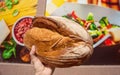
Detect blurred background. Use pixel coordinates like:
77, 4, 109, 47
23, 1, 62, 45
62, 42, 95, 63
46, 0, 120, 65
46, 0, 120, 16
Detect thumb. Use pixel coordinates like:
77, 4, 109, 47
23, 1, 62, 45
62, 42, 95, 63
30, 45, 44, 69
30, 45, 36, 56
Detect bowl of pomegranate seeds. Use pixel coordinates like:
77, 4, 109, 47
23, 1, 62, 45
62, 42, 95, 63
12, 16, 34, 46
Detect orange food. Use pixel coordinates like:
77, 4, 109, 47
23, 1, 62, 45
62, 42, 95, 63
20, 47, 30, 63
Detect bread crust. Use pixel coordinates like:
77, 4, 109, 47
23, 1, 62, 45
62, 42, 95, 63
23, 16, 93, 67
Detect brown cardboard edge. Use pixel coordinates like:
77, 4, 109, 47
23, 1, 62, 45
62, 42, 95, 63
36, 0, 46, 16
0, 63, 34, 75
54, 65, 120, 75
1, 63, 120, 75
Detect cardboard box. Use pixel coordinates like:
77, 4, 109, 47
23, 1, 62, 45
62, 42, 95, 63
1, 63, 120, 75
1, 0, 120, 75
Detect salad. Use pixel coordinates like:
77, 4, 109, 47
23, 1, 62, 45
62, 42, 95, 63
62, 11, 120, 47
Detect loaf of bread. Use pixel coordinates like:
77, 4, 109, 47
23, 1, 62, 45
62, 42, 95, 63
23, 16, 93, 67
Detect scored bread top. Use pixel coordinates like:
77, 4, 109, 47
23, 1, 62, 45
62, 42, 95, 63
23, 16, 93, 67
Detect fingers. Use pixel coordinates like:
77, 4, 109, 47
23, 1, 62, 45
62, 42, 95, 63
30, 45, 36, 55
30, 45, 38, 64
30, 45, 55, 75
43, 66, 55, 75
30, 45, 42, 64
30, 45, 44, 72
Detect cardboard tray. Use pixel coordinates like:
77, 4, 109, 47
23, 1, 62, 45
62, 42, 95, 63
1, 63, 120, 75
1, 0, 120, 75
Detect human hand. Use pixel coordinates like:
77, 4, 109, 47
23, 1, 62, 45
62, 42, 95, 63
30, 45, 55, 75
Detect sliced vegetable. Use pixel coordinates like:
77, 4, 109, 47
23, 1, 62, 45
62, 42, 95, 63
71, 11, 78, 19
5, 0, 13, 9
104, 38, 113, 46
89, 23, 97, 30
102, 17, 109, 25
99, 19, 106, 27
79, 20, 84, 26
93, 34, 104, 43
4, 0, 19, 10
86, 12, 94, 21
88, 30, 102, 39
88, 30, 98, 37
96, 30, 102, 35
99, 17, 110, 28
112, 24, 120, 28
102, 30, 108, 35
106, 24, 112, 29
0, 7, 6, 11
12, 9, 19, 16
13, 0, 19, 5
